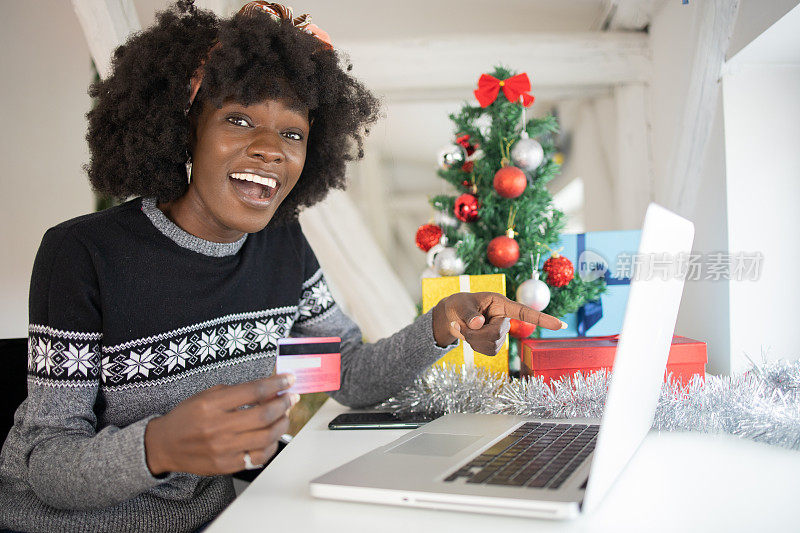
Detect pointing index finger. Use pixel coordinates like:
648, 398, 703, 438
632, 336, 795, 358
503, 299, 566, 331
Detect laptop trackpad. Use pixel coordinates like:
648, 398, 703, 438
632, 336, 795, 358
387, 433, 481, 457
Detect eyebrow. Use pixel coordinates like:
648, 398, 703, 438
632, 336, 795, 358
222, 100, 310, 124
281, 98, 311, 119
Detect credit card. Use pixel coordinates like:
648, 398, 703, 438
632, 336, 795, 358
276, 337, 341, 394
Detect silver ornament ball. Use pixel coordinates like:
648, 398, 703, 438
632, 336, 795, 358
434, 247, 466, 276
511, 137, 544, 171
436, 144, 467, 170
421, 267, 439, 279
433, 210, 460, 229
516, 277, 551, 311
426, 244, 445, 269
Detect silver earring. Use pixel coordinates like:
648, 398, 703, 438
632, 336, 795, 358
185, 159, 193, 185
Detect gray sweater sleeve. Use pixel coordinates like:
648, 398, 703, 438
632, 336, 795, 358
290, 279, 457, 408
288, 228, 457, 407
4, 227, 174, 510
16, 389, 169, 510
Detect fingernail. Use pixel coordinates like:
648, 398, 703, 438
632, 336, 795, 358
283, 374, 296, 387
560, 320, 568, 329
290, 393, 300, 406
450, 321, 460, 332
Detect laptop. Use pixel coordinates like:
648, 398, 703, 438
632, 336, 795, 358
310, 203, 694, 519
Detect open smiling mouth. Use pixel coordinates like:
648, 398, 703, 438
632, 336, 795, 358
229, 172, 280, 203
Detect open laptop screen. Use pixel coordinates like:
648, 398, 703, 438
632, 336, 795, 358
583, 203, 694, 512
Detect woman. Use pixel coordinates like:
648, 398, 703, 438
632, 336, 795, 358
0, 2, 564, 531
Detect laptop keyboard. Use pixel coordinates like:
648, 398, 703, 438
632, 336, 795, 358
443, 422, 598, 489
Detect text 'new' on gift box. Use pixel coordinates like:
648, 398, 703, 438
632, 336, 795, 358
539, 229, 641, 339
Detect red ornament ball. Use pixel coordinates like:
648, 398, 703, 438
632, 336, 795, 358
493, 166, 527, 199
455, 134, 477, 173
455, 134, 477, 156
454, 193, 480, 222
543, 255, 574, 287
509, 318, 536, 339
415, 224, 443, 252
487, 236, 519, 268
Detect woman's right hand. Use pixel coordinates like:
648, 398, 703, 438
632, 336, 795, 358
144, 373, 299, 476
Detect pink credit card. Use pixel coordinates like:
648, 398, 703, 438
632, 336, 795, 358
276, 337, 341, 394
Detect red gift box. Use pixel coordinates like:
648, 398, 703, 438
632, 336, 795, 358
520, 334, 707, 385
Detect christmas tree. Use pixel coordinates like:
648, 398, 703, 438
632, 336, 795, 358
416, 65, 606, 362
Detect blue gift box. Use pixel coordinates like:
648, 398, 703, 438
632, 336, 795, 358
539, 230, 641, 338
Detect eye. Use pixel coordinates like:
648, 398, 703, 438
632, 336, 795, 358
226, 114, 252, 127
283, 130, 304, 141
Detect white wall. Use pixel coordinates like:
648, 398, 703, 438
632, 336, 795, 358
723, 12, 800, 370
0, 1, 95, 338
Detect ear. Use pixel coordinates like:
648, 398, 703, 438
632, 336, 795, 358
186, 97, 203, 158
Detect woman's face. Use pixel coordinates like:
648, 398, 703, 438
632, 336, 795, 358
169, 96, 309, 242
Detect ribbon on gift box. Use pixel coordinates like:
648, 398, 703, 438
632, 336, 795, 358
458, 275, 475, 368
574, 233, 632, 336
577, 300, 603, 337
422, 273, 508, 375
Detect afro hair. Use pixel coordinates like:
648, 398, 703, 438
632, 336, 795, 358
85, 0, 380, 225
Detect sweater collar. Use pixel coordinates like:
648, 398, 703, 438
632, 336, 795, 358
140, 197, 247, 257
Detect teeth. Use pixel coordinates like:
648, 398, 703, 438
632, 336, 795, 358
230, 173, 277, 188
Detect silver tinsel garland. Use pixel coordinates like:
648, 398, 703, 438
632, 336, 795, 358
377, 359, 800, 450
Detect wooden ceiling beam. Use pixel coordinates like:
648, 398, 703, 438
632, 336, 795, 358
71, 0, 140, 79
608, 0, 665, 30
593, 0, 666, 31
667, 0, 740, 214
339, 32, 651, 92
376, 85, 613, 104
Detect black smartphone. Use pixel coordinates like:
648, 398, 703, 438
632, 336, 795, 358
328, 411, 440, 430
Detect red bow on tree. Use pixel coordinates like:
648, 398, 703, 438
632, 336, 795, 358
473, 73, 535, 108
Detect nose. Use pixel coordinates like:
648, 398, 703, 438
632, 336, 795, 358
246, 128, 284, 164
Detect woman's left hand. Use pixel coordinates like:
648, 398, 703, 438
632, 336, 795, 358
431, 292, 566, 354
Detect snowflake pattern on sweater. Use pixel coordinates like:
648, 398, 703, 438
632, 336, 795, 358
27, 268, 336, 389
2, 197, 454, 533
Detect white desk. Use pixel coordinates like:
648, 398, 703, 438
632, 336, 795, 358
209, 399, 800, 532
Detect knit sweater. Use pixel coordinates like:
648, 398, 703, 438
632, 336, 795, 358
0, 197, 455, 533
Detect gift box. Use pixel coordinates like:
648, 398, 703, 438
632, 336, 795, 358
422, 274, 508, 375
520, 334, 707, 385
540, 230, 641, 338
